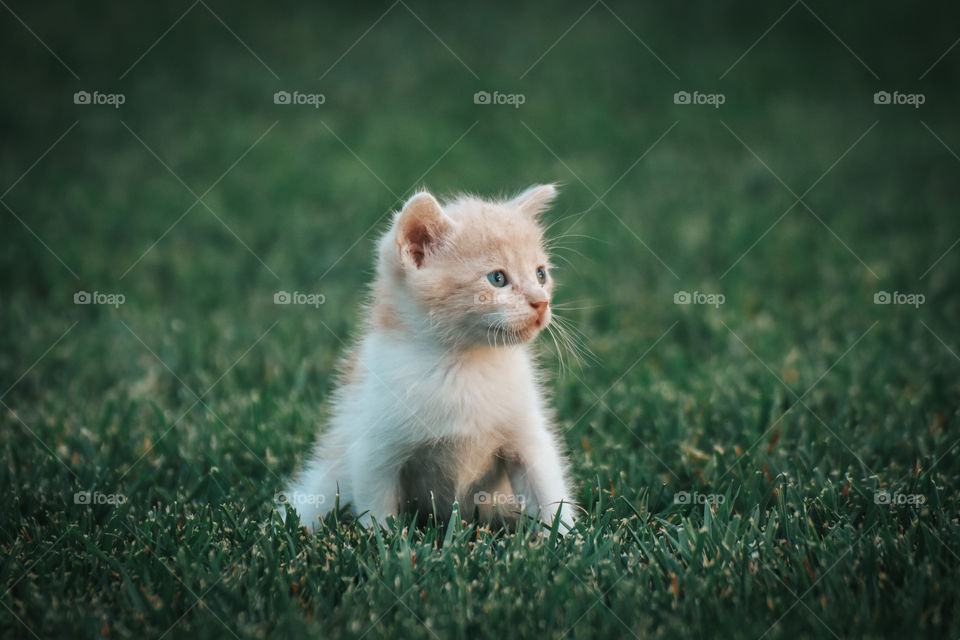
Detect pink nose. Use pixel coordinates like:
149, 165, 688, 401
530, 300, 547, 319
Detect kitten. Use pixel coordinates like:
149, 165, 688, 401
282, 184, 577, 531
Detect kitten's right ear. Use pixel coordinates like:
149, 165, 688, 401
395, 191, 453, 269
510, 183, 558, 218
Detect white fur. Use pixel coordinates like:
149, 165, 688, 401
282, 186, 577, 531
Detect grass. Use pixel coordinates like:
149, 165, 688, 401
1, 1, 959, 638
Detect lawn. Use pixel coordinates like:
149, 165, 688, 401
1, 2, 959, 638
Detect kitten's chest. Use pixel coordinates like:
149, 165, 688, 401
365, 338, 538, 435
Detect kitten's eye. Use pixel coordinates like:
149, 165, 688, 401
536, 267, 547, 284
487, 270, 508, 288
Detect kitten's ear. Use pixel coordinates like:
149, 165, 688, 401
395, 191, 454, 269
510, 184, 557, 218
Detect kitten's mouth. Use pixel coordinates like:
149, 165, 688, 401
529, 309, 550, 331
488, 321, 542, 345
518, 316, 547, 340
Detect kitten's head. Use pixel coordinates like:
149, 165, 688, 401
381, 185, 558, 348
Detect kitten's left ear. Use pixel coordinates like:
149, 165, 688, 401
510, 184, 558, 217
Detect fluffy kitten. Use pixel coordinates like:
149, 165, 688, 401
282, 184, 577, 531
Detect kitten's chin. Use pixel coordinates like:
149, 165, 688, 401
483, 322, 544, 347
516, 327, 543, 344
519, 314, 550, 342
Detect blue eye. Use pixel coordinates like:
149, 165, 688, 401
487, 270, 508, 287
536, 267, 547, 284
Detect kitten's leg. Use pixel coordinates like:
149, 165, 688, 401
506, 425, 577, 531
282, 458, 342, 531
348, 440, 402, 527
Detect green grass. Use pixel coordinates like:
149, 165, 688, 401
2, 2, 960, 638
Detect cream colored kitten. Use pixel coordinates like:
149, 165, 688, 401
282, 184, 577, 531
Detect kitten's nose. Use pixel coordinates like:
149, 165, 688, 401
530, 300, 547, 319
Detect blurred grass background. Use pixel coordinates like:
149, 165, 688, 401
1, 1, 959, 638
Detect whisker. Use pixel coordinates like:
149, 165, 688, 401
546, 244, 590, 262
546, 232, 604, 245
548, 313, 598, 367
545, 324, 565, 376
548, 253, 577, 270
542, 208, 595, 235
551, 301, 602, 312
